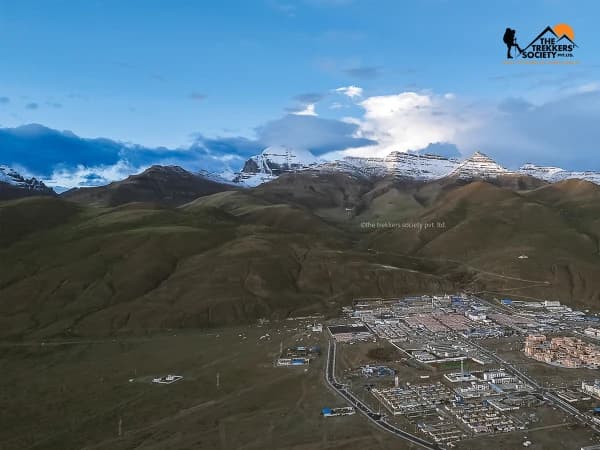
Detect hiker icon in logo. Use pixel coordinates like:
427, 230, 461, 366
503, 28, 523, 59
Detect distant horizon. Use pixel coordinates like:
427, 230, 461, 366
2, 121, 599, 193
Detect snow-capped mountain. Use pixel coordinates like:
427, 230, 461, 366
518, 164, 600, 184
384, 151, 460, 179
232, 145, 322, 187
233, 148, 488, 185
228, 148, 600, 188
197, 169, 239, 186
315, 152, 460, 180
242, 145, 320, 174
0, 165, 54, 199
449, 151, 511, 179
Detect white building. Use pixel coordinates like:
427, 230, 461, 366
466, 311, 487, 321
585, 328, 600, 339
582, 380, 600, 399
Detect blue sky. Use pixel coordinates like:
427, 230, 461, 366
1, 0, 600, 187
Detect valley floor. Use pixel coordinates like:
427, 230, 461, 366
0, 323, 408, 450
3, 320, 599, 450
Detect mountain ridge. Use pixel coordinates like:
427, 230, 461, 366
62, 165, 237, 206
231, 148, 600, 187
0, 165, 55, 200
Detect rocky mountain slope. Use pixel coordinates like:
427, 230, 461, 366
449, 151, 510, 179
232, 145, 322, 186
0, 165, 55, 200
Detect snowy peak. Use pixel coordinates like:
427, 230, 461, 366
383, 151, 459, 179
234, 146, 322, 186
0, 165, 52, 191
226, 149, 600, 188
0, 165, 55, 200
232, 150, 506, 185
243, 146, 320, 174
0, 165, 22, 186
450, 151, 510, 179
518, 163, 600, 184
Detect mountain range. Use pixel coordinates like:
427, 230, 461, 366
231, 147, 600, 187
1, 149, 600, 338
5, 147, 600, 203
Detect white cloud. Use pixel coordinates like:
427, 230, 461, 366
333, 85, 600, 170
335, 85, 363, 99
44, 160, 139, 191
456, 90, 600, 170
332, 91, 479, 158
572, 82, 600, 94
292, 103, 317, 116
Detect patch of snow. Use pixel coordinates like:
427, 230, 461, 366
0, 165, 50, 191
519, 163, 600, 184
449, 151, 510, 179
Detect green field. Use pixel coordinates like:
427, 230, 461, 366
0, 323, 413, 450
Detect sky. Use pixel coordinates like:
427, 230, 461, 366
1, 0, 600, 188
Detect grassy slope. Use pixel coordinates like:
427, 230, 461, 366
1, 175, 599, 339
0, 189, 453, 339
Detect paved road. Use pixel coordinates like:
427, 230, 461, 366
324, 339, 438, 450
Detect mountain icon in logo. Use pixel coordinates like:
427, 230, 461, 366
521, 24, 577, 52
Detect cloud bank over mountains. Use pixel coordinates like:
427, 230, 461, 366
2, 84, 599, 189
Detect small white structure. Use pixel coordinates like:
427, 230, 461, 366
152, 374, 183, 384
581, 380, 600, 399
518, 255, 529, 259
585, 327, 600, 339
444, 372, 477, 383
466, 311, 487, 321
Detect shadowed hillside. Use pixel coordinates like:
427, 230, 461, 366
62, 165, 236, 207
1, 171, 600, 338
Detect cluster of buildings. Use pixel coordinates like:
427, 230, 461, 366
327, 324, 372, 342
368, 320, 410, 342
330, 295, 600, 447
524, 335, 600, 368
409, 341, 489, 365
342, 295, 569, 344
371, 375, 526, 444
346, 295, 598, 345
372, 382, 455, 416
444, 368, 522, 393
417, 422, 466, 446
503, 300, 595, 333
447, 402, 516, 434
359, 364, 395, 377
276, 345, 320, 366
